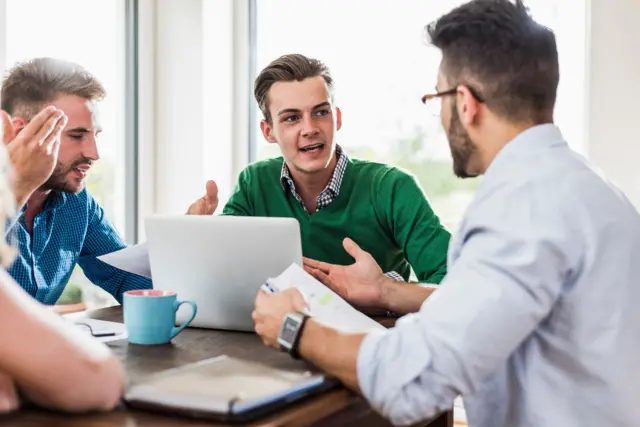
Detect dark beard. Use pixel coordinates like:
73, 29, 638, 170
41, 158, 92, 193
447, 106, 478, 179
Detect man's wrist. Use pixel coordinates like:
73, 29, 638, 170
14, 182, 35, 208
278, 312, 310, 359
378, 274, 401, 311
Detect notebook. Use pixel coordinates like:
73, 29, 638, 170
123, 355, 337, 422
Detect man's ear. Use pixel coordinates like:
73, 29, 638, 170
456, 85, 481, 127
335, 107, 342, 131
11, 117, 26, 134
260, 120, 278, 144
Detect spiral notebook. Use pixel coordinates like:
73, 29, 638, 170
124, 355, 337, 422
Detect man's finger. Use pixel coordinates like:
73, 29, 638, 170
43, 115, 67, 153
303, 264, 316, 276
283, 288, 311, 315
255, 288, 268, 305
204, 180, 218, 203
303, 256, 332, 274
1, 112, 15, 145
309, 268, 336, 290
32, 111, 64, 147
342, 237, 367, 261
17, 106, 58, 141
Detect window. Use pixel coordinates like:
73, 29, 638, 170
5, 0, 129, 307
254, 0, 587, 231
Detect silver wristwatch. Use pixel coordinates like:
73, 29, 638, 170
277, 312, 309, 359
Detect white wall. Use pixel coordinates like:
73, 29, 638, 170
154, 0, 206, 214
138, 0, 250, 233
141, 0, 640, 218
586, 0, 640, 207
137, 0, 157, 239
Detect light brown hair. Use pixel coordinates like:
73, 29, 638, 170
1, 57, 105, 120
254, 54, 334, 123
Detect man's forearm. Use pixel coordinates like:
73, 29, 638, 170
381, 279, 436, 315
299, 320, 366, 392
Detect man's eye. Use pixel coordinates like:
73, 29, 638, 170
315, 109, 330, 117
68, 134, 83, 141
283, 115, 299, 123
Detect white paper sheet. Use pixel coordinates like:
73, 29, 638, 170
268, 263, 386, 334
97, 242, 152, 278
69, 318, 128, 343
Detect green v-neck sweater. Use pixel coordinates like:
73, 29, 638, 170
222, 157, 450, 283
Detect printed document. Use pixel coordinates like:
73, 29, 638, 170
267, 263, 385, 334
97, 242, 151, 278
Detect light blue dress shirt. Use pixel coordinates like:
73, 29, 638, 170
357, 124, 640, 426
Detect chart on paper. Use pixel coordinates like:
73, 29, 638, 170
268, 264, 385, 334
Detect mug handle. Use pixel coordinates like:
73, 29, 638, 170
170, 300, 198, 340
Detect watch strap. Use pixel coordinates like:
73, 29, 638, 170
290, 313, 310, 359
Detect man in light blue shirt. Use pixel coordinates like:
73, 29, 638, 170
252, 1, 640, 426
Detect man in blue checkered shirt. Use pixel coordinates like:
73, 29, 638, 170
1, 58, 217, 305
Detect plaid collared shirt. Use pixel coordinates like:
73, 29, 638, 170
280, 146, 406, 296
280, 145, 349, 212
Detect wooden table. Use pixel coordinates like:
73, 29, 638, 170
4, 307, 453, 427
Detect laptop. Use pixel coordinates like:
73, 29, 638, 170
145, 215, 303, 331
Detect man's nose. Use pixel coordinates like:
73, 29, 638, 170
82, 134, 100, 161
301, 114, 319, 137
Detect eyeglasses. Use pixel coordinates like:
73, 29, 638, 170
421, 86, 485, 115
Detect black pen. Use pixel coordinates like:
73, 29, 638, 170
92, 331, 117, 337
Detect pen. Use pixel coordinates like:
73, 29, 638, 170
261, 279, 278, 294
92, 331, 117, 337
260, 280, 313, 316
74, 321, 117, 338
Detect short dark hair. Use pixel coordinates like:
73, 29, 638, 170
1, 57, 105, 120
254, 54, 334, 123
425, 0, 559, 123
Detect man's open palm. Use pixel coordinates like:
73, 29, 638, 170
303, 238, 386, 308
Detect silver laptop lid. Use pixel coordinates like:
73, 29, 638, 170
145, 215, 302, 331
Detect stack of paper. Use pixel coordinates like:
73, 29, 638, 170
268, 263, 385, 334
97, 243, 151, 278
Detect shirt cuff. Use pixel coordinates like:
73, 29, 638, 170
356, 328, 388, 404
383, 271, 405, 317
384, 271, 405, 282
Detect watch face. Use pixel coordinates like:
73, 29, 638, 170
280, 316, 300, 346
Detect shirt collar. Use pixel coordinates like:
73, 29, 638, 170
280, 145, 349, 197
42, 191, 68, 212
18, 190, 68, 215
485, 124, 566, 177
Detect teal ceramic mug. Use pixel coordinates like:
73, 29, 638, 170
123, 290, 197, 345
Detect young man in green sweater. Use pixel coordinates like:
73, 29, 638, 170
222, 54, 450, 286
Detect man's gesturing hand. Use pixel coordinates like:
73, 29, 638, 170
2, 106, 67, 205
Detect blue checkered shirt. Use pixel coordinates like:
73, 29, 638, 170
5, 188, 151, 305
